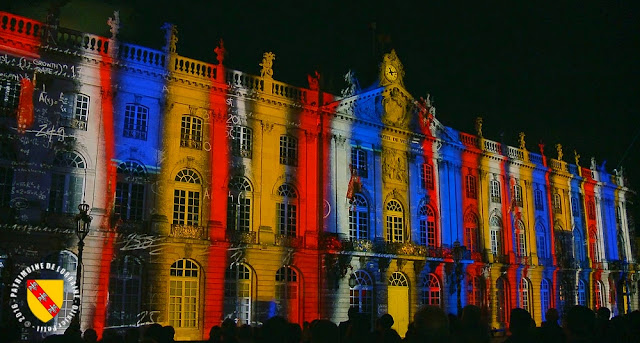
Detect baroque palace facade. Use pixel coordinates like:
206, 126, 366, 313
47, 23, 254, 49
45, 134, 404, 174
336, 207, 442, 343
0, 10, 637, 341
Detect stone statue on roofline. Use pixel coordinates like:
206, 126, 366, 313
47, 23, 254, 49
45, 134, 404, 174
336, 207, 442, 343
259, 52, 275, 79
475, 117, 483, 137
214, 39, 225, 65
556, 143, 563, 161
161, 23, 178, 53
519, 132, 526, 150
107, 11, 120, 40
574, 150, 580, 166
341, 69, 360, 97
308, 71, 320, 91
591, 157, 596, 170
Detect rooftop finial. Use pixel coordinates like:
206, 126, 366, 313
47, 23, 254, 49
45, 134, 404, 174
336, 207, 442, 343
259, 52, 275, 79
341, 70, 360, 97
307, 71, 320, 91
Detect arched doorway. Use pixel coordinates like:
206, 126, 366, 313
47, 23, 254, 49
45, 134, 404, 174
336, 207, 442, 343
388, 271, 409, 336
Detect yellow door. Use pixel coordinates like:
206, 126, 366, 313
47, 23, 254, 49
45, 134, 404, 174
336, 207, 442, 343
388, 284, 409, 337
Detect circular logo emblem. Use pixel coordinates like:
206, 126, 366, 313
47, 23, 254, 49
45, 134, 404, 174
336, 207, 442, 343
9, 262, 79, 333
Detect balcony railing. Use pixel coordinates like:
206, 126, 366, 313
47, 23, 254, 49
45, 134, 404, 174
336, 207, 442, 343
231, 147, 252, 159
227, 230, 257, 244
114, 220, 148, 233
170, 224, 207, 239
123, 128, 148, 140
180, 137, 202, 150
274, 234, 302, 248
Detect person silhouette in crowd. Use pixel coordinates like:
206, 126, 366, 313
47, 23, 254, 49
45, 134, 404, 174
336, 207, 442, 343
563, 305, 596, 343
453, 305, 490, 343
309, 319, 339, 343
83, 328, 98, 343
374, 314, 401, 343
594, 307, 611, 343
339, 307, 359, 342
504, 308, 535, 343
536, 308, 564, 343
407, 306, 449, 342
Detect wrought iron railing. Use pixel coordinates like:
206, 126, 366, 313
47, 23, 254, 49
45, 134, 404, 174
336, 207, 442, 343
170, 224, 207, 239
227, 230, 257, 244
274, 234, 302, 248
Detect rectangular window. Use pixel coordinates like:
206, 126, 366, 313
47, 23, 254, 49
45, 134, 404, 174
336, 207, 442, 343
534, 189, 543, 210
349, 208, 368, 240
169, 279, 198, 328
279, 135, 298, 166
48, 174, 84, 213
572, 196, 579, 216
0, 74, 20, 116
466, 175, 477, 199
490, 180, 501, 203
123, 104, 149, 140
351, 148, 368, 178
173, 189, 200, 225
277, 202, 296, 236
115, 182, 145, 221
386, 216, 404, 243
231, 126, 252, 158
465, 227, 478, 252
228, 196, 251, 231
490, 229, 501, 255
518, 231, 526, 257
421, 164, 434, 190
553, 193, 562, 213
513, 184, 523, 207
180, 116, 203, 150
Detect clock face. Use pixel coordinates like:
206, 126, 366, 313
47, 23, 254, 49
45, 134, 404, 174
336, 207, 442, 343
385, 65, 398, 81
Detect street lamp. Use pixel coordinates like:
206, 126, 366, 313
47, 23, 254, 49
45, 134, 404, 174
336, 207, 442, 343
74, 203, 92, 326
452, 240, 467, 314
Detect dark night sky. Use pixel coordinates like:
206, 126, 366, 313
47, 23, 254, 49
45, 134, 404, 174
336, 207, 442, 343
3, 0, 640, 220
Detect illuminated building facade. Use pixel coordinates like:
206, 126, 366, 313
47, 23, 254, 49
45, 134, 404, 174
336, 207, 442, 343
0, 10, 637, 341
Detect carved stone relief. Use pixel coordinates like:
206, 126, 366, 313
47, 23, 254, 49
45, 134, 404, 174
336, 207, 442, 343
382, 148, 407, 183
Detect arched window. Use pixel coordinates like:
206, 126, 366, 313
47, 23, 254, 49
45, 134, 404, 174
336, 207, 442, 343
420, 273, 441, 307
49, 151, 86, 213
42, 251, 77, 328
115, 161, 146, 221
490, 180, 501, 203
578, 279, 587, 306
516, 220, 527, 259
536, 223, 548, 262
275, 266, 299, 322
594, 280, 604, 309
419, 204, 437, 248
572, 196, 579, 216
541, 279, 551, 321
350, 270, 373, 321
169, 259, 200, 328
107, 256, 142, 326
123, 103, 149, 140
228, 177, 252, 232
520, 278, 532, 313
276, 184, 297, 236
349, 194, 369, 240
224, 263, 252, 324
489, 216, 502, 257
386, 200, 404, 243
173, 169, 201, 226
496, 277, 510, 324
464, 212, 479, 253
180, 115, 203, 149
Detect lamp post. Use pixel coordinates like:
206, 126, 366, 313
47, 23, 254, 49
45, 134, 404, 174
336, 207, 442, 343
452, 240, 467, 314
74, 203, 92, 326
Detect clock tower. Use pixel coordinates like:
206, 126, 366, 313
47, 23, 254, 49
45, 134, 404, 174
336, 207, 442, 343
380, 49, 405, 87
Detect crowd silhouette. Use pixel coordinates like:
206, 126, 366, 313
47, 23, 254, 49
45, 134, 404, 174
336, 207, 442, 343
2, 304, 640, 342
